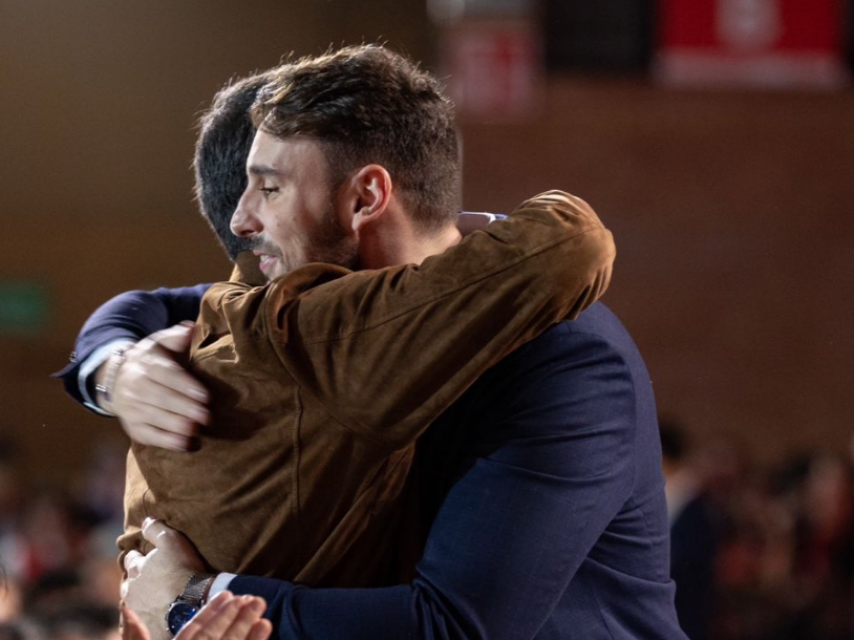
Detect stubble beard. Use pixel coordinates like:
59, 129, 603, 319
274, 202, 360, 277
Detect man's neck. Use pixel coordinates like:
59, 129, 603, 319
359, 218, 461, 270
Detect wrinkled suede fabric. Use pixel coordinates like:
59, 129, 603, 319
121, 191, 615, 587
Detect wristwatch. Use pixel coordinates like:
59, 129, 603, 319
165, 573, 215, 636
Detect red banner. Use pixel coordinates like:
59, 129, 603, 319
656, 0, 848, 88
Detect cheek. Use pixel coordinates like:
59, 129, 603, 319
265, 203, 299, 240
293, 203, 326, 238
271, 216, 295, 239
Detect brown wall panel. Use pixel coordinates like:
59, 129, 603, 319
460, 81, 854, 463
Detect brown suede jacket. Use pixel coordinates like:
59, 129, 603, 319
120, 191, 615, 588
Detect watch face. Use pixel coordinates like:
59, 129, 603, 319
167, 601, 199, 636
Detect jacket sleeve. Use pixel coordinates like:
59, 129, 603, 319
269, 191, 615, 449
53, 284, 211, 408
228, 322, 639, 640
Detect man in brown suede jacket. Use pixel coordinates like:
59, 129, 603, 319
114, 46, 614, 636
122, 189, 612, 580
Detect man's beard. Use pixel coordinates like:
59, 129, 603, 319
298, 203, 360, 272
254, 202, 359, 279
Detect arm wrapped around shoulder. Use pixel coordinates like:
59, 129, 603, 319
272, 189, 616, 450
491, 189, 615, 321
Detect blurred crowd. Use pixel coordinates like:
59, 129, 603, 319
0, 438, 125, 640
0, 424, 852, 640
662, 421, 854, 640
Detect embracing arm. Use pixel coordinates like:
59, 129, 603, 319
124, 323, 639, 639
274, 190, 616, 448
54, 283, 211, 450
227, 323, 638, 639
55, 284, 210, 405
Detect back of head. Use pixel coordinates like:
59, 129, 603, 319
251, 45, 461, 232
194, 71, 272, 260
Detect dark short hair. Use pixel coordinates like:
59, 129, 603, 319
251, 45, 461, 232
193, 71, 273, 260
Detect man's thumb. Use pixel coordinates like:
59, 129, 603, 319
152, 322, 195, 354
141, 517, 181, 550
140, 517, 204, 570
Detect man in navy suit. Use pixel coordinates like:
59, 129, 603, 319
59, 46, 686, 639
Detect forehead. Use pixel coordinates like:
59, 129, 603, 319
247, 131, 329, 178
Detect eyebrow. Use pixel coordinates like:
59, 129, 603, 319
248, 164, 281, 177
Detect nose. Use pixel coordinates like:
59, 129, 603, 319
231, 188, 262, 237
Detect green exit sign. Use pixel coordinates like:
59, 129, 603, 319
0, 281, 50, 335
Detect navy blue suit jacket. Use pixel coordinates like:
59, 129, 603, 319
59, 288, 686, 640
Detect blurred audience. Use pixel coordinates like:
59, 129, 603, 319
0, 438, 124, 640
661, 419, 721, 640
660, 420, 854, 640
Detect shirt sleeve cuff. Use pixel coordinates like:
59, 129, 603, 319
456, 211, 501, 236
208, 573, 237, 600
78, 340, 134, 415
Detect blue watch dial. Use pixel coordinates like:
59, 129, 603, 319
167, 601, 199, 636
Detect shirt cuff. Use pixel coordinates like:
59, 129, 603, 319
78, 340, 134, 415
208, 573, 237, 600
456, 211, 502, 236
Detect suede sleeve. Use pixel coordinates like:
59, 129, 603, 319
266, 190, 616, 449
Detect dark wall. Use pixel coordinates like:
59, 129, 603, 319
0, 1, 851, 485
459, 82, 854, 460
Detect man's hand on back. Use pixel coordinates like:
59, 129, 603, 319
98, 323, 210, 451
123, 518, 208, 640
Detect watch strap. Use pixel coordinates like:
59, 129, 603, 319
180, 573, 216, 606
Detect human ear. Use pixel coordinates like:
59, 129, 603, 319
349, 165, 392, 233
